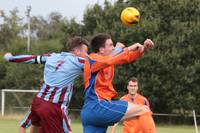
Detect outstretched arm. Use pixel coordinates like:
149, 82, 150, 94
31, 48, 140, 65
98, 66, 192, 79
4, 53, 50, 64
90, 43, 143, 73
90, 39, 154, 73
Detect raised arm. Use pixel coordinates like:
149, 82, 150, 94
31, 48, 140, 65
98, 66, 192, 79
90, 39, 154, 73
4, 53, 50, 64
89, 43, 143, 73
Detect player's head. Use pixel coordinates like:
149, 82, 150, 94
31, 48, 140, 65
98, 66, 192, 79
91, 33, 114, 56
127, 77, 139, 96
67, 37, 89, 57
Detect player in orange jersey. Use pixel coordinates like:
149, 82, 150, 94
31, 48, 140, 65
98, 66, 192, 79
111, 77, 155, 133
80, 33, 156, 133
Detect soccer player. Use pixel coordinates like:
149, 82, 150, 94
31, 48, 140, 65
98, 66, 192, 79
4, 37, 89, 133
111, 77, 154, 133
80, 33, 156, 133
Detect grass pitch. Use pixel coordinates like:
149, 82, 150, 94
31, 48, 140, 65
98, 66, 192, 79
0, 115, 199, 133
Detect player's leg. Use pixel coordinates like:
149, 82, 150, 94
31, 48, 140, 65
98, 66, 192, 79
81, 100, 128, 133
81, 100, 128, 126
19, 126, 26, 133
121, 102, 149, 120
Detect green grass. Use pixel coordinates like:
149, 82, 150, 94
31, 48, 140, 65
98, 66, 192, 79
0, 115, 199, 133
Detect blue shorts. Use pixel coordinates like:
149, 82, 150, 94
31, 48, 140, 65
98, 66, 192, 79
80, 99, 128, 133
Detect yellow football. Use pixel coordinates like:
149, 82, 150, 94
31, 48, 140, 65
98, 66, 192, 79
120, 7, 140, 26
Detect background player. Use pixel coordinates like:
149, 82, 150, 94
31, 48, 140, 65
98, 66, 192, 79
111, 77, 154, 133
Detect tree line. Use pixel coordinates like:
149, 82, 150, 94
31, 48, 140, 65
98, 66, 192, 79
0, 0, 199, 118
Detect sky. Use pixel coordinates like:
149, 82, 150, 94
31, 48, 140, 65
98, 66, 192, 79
0, 0, 116, 22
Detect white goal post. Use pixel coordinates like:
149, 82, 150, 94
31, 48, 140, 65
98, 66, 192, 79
193, 110, 199, 133
1, 89, 39, 116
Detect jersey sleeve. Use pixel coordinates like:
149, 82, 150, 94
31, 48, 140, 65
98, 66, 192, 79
90, 48, 143, 73
4, 53, 51, 64
111, 47, 123, 54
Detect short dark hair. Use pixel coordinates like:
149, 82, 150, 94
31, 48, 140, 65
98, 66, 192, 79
128, 77, 138, 84
67, 37, 89, 51
91, 33, 111, 53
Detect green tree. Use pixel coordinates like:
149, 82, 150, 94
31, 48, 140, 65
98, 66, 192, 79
1, 0, 200, 116
0, 9, 24, 50
30, 12, 66, 40
79, 0, 200, 114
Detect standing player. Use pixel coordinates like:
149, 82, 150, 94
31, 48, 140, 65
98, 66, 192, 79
4, 37, 89, 133
111, 77, 154, 133
81, 33, 156, 133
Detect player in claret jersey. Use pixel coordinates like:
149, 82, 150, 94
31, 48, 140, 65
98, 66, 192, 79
80, 33, 156, 133
4, 37, 89, 133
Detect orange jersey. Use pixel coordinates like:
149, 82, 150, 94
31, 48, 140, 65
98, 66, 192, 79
120, 93, 150, 106
84, 48, 143, 101
121, 93, 150, 133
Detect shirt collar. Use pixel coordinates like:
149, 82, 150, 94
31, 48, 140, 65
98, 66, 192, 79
61, 52, 74, 56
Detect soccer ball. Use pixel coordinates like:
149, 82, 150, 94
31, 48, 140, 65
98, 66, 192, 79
120, 7, 140, 26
